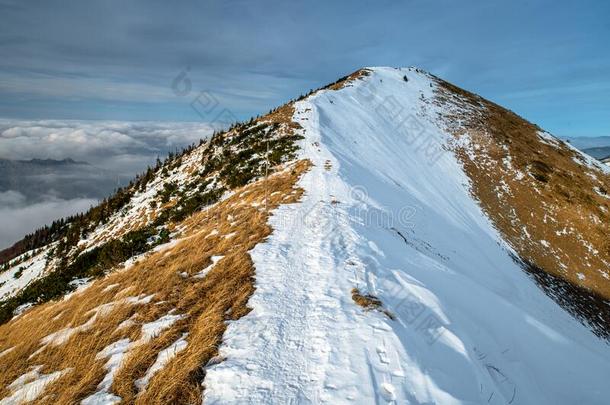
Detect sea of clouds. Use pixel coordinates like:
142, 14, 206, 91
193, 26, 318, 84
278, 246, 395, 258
0, 118, 216, 173
0, 119, 216, 249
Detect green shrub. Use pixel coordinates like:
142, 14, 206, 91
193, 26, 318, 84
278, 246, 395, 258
14, 267, 25, 279
0, 225, 165, 324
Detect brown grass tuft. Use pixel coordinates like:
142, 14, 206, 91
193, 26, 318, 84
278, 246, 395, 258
325, 69, 371, 91
351, 288, 382, 309
351, 288, 394, 320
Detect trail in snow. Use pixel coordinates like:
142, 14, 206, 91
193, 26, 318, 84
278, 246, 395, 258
204, 107, 376, 403
204, 67, 610, 404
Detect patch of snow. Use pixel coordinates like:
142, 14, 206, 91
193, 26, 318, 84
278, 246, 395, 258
68, 277, 92, 288
135, 333, 188, 392
41, 315, 97, 346
116, 315, 137, 331
151, 238, 181, 254
81, 338, 130, 405
83, 311, 186, 403
12, 303, 34, 317
0, 249, 49, 301
139, 314, 185, 343
61, 277, 95, 301
102, 284, 120, 292
1, 366, 71, 405
124, 294, 155, 305
561, 136, 610, 174
194, 256, 224, 279
537, 131, 562, 147
40, 295, 156, 348
206, 229, 219, 238
0, 346, 15, 359
593, 187, 609, 200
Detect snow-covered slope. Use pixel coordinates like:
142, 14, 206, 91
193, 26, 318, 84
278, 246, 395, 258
204, 68, 610, 404
0, 247, 52, 301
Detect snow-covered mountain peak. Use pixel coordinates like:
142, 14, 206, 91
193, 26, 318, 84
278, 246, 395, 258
0, 68, 609, 404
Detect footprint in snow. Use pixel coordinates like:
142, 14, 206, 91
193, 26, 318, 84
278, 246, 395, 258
380, 382, 396, 401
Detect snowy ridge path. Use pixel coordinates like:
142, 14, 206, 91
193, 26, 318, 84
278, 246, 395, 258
204, 67, 610, 404
204, 95, 412, 404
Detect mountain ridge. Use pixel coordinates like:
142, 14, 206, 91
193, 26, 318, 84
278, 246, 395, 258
0, 67, 609, 404
583, 146, 610, 160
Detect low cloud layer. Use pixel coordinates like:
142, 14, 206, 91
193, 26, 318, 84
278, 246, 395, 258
0, 191, 97, 250
0, 118, 216, 175
0, 119, 215, 250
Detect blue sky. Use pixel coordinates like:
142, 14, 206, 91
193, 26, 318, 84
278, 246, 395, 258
0, 0, 609, 138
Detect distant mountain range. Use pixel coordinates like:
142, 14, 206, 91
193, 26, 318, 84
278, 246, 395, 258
564, 136, 610, 160
565, 135, 610, 149
581, 146, 610, 160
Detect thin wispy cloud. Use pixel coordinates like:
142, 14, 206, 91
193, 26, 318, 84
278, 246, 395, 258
0, 0, 608, 137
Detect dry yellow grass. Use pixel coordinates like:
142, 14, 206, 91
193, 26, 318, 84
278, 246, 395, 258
264, 103, 301, 132
435, 79, 610, 294
433, 78, 610, 336
325, 69, 371, 91
0, 160, 310, 404
351, 288, 382, 309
